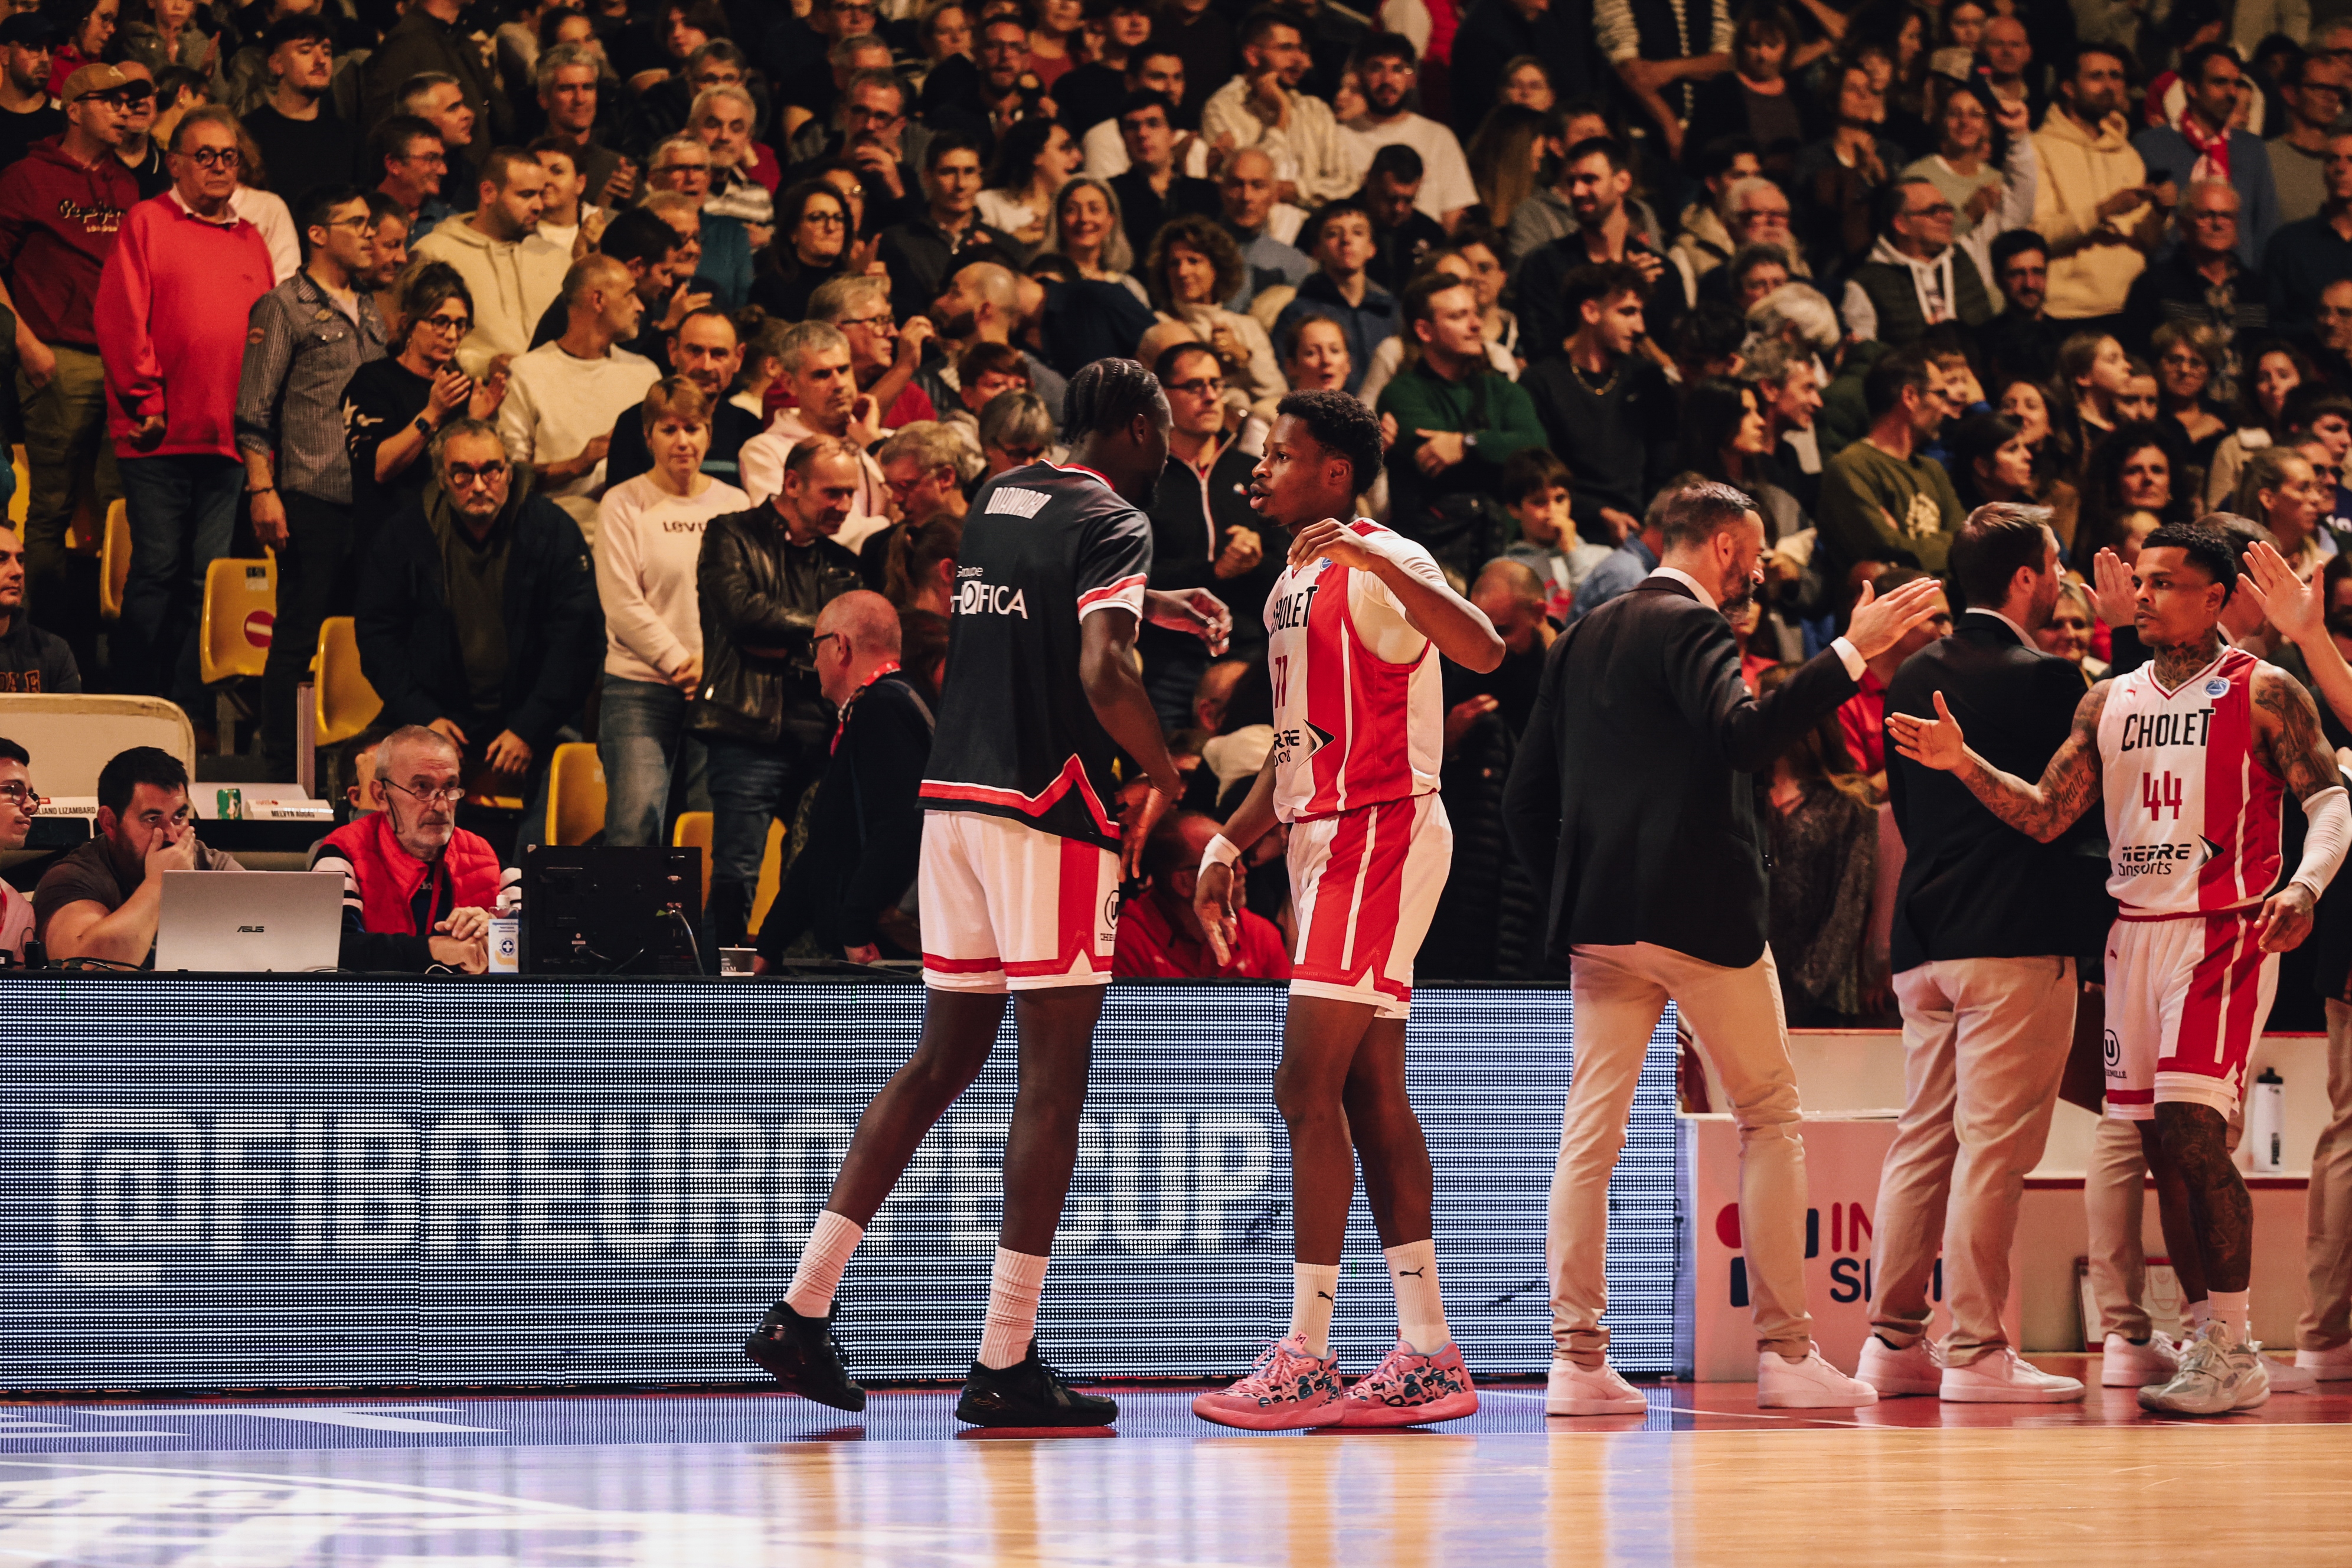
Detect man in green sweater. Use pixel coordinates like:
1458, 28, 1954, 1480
1377, 272, 1546, 580
1815, 344, 1965, 589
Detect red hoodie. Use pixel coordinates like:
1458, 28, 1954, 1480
93, 190, 275, 459
0, 135, 139, 349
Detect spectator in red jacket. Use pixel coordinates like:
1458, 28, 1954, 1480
93, 103, 275, 711
1113, 810, 1292, 979
0, 61, 139, 642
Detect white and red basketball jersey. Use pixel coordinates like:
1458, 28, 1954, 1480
1263, 520, 1448, 823
2097, 645, 2285, 914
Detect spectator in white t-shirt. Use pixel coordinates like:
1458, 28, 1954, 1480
498, 253, 661, 546
1335, 33, 1475, 230
594, 376, 750, 847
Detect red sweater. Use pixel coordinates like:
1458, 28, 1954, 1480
93, 191, 275, 458
1112, 891, 1292, 979
0, 136, 139, 348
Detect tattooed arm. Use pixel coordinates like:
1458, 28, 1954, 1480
1886, 681, 2109, 842
2250, 665, 2350, 952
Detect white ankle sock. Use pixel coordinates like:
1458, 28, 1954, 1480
782, 1210, 863, 1318
1384, 1239, 1451, 1355
1289, 1262, 1340, 1358
2208, 1289, 2250, 1344
2186, 1298, 2213, 1333
976, 1247, 1050, 1370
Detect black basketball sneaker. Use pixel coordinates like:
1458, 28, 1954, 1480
744, 1300, 867, 1412
955, 1342, 1119, 1427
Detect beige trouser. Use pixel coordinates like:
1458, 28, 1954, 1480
1553, 942, 1812, 1363
2300, 998, 2352, 1350
2084, 1113, 2154, 1341
1868, 957, 2075, 1365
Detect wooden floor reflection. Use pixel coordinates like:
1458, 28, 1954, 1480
1, 1375, 2349, 1564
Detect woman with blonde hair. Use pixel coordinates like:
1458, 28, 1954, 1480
1465, 104, 1546, 231
594, 377, 752, 847
1044, 175, 1146, 303
1142, 214, 1285, 414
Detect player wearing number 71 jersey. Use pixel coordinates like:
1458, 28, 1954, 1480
1190, 390, 1507, 1429
1892, 524, 2352, 1417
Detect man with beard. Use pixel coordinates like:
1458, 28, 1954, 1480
2030, 41, 2168, 329
308, 724, 498, 973
927, 261, 1066, 422
1337, 34, 1475, 231
1511, 136, 1680, 365
240, 14, 355, 207
0, 12, 60, 172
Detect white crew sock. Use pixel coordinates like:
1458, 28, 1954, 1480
1289, 1262, 1340, 1358
976, 1247, 1050, 1370
1384, 1239, 1452, 1355
2208, 1289, 2250, 1345
2186, 1298, 2213, 1334
782, 1210, 863, 1319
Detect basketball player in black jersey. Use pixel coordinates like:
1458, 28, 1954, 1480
744, 361, 1231, 1427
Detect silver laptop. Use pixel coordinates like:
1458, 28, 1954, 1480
152, 871, 344, 972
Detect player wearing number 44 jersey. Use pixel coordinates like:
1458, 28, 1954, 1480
1894, 524, 2352, 1417
1190, 391, 1507, 1430
741, 361, 1231, 1429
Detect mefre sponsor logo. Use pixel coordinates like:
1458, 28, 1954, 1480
50, 1104, 1275, 1285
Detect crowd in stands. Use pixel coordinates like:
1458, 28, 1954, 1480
0, 0, 2346, 992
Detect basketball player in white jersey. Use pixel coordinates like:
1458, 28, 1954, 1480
1189, 389, 1507, 1429
1894, 524, 2352, 1415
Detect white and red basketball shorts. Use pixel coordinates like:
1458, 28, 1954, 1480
918, 810, 1120, 993
2102, 907, 2278, 1121
1286, 792, 1451, 1020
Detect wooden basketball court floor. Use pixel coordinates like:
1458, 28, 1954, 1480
2, 1356, 2348, 1566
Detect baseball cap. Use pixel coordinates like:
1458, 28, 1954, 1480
60, 63, 136, 103
0, 13, 54, 46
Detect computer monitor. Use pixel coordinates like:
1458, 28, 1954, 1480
152, 870, 344, 972
520, 846, 702, 975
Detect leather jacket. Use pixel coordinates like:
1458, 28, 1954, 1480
690, 505, 864, 745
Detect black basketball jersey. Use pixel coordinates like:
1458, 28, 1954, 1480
920, 462, 1154, 851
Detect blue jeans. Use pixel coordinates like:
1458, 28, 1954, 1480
116, 452, 244, 710
704, 731, 825, 948
599, 677, 691, 846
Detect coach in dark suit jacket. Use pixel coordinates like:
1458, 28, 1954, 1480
1501, 477, 1945, 1415
1856, 503, 2109, 1404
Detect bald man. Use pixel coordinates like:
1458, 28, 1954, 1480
929, 262, 1067, 418
754, 590, 933, 967
499, 253, 663, 543
1443, 558, 1555, 740
1113, 811, 1291, 978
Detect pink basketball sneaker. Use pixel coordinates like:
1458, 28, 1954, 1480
1192, 1335, 1346, 1430
1338, 1340, 1480, 1427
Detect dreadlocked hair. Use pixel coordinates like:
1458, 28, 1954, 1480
1061, 357, 1169, 439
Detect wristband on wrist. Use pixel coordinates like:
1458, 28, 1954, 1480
1198, 834, 1243, 877
246, 485, 275, 496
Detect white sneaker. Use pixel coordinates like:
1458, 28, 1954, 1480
2138, 1325, 2270, 1416
2294, 1341, 2352, 1380
1545, 1354, 1649, 1416
2257, 1345, 2315, 1393
1856, 1333, 1945, 1396
1939, 1347, 2086, 1403
2101, 1331, 2183, 1387
1756, 1348, 1878, 1409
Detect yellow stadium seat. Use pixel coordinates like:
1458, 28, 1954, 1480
199, 556, 276, 686
750, 818, 786, 935
8, 445, 25, 528
544, 741, 607, 846
311, 616, 382, 746
99, 499, 129, 620
673, 811, 712, 906
669, 813, 784, 930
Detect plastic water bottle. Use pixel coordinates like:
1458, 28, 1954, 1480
2250, 1067, 2285, 1174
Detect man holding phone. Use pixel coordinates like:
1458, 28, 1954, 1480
2031, 40, 2173, 330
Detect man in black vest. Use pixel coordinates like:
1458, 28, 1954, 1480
1502, 477, 1946, 1416
1856, 504, 2107, 1405
1842, 179, 1998, 347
